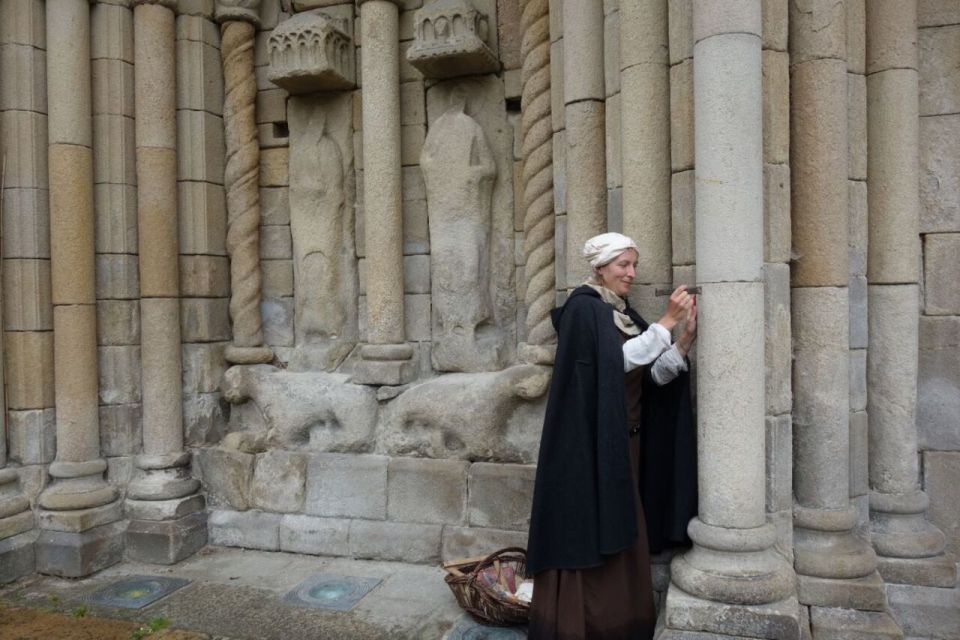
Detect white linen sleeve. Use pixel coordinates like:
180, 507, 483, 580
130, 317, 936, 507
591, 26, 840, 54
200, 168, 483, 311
650, 344, 689, 385
623, 323, 672, 372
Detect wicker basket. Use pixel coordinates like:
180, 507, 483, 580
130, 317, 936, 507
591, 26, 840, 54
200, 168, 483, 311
442, 547, 530, 626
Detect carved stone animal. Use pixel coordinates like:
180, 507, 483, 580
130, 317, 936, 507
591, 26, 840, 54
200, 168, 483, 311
221, 365, 378, 452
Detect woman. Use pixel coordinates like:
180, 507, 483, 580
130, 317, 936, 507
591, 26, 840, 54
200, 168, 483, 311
526, 232, 698, 639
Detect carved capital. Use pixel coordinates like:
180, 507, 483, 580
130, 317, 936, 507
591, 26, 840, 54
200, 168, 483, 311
406, 0, 499, 79
268, 10, 355, 92
215, 0, 261, 25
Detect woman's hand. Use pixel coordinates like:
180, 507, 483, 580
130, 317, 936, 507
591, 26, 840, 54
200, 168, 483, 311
657, 285, 694, 332
676, 296, 697, 356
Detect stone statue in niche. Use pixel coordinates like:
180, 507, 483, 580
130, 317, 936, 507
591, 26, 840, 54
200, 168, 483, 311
421, 92, 506, 372
287, 96, 358, 371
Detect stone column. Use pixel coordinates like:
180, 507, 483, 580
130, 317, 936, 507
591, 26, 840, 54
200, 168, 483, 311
0, 248, 35, 583
124, 0, 206, 564
216, 0, 272, 366
788, 0, 885, 612
619, 0, 670, 294
662, 2, 798, 638
354, 0, 414, 385
0, 0, 45, 584
562, 0, 606, 287
865, 0, 957, 588
36, 0, 124, 578
517, 0, 556, 366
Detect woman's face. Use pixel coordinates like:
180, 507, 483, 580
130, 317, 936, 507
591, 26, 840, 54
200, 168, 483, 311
596, 248, 638, 297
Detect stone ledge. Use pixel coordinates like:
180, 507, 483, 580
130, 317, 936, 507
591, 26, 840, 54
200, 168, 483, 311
349, 519, 441, 564
440, 525, 527, 563
279, 514, 350, 557
208, 509, 281, 551
809, 606, 903, 640
887, 578, 960, 639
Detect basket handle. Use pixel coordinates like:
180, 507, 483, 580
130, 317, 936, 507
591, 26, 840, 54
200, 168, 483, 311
468, 547, 527, 584
468, 547, 527, 578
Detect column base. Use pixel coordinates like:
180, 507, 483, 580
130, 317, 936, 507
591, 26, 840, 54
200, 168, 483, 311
353, 343, 416, 385
660, 584, 803, 640
127, 452, 200, 501
36, 520, 125, 578
38, 501, 122, 532
0, 510, 35, 539
808, 606, 903, 640
0, 530, 37, 584
39, 460, 118, 511
125, 494, 205, 521
125, 511, 208, 565
870, 490, 957, 587
877, 553, 958, 588
797, 572, 887, 611
670, 519, 796, 605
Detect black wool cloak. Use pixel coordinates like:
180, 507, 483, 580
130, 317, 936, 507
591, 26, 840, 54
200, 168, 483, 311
525, 285, 697, 575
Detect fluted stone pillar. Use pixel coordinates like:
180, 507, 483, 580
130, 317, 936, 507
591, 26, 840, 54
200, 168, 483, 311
788, 0, 885, 612
562, 0, 606, 288
124, 0, 206, 564
354, 0, 414, 385
619, 0, 670, 293
0, 275, 36, 583
517, 0, 556, 366
865, 0, 957, 588
36, 0, 124, 578
217, 0, 272, 366
0, 0, 41, 584
662, 3, 798, 638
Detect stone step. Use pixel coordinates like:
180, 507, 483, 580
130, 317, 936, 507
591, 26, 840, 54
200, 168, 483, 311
886, 580, 960, 640
809, 606, 904, 640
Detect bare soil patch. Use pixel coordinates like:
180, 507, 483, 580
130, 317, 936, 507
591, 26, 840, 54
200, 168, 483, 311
0, 603, 207, 640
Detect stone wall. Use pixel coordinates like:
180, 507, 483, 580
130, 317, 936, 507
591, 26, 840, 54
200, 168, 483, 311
917, 0, 960, 559
0, 0, 958, 636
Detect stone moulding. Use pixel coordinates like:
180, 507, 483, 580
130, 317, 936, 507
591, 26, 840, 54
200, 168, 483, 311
268, 10, 355, 93
406, 0, 499, 79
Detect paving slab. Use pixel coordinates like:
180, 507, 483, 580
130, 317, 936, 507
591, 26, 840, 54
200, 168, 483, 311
0, 545, 524, 639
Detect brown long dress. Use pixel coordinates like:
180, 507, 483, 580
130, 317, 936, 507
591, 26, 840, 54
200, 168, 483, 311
527, 333, 656, 639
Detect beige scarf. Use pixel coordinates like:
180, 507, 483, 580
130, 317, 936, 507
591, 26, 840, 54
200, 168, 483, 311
585, 282, 641, 336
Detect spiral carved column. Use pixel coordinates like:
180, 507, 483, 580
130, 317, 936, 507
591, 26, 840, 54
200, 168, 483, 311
218, 1, 272, 364
518, 0, 555, 366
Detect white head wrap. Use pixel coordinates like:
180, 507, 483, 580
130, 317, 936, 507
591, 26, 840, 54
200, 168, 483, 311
582, 232, 638, 268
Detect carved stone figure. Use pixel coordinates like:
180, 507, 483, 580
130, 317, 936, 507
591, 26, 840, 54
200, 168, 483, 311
268, 10, 355, 93
377, 364, 550, 462
421, 94, 505, 372
406, 0, 499, 79
221, 365, 378, 452
288, 96, 358, 371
